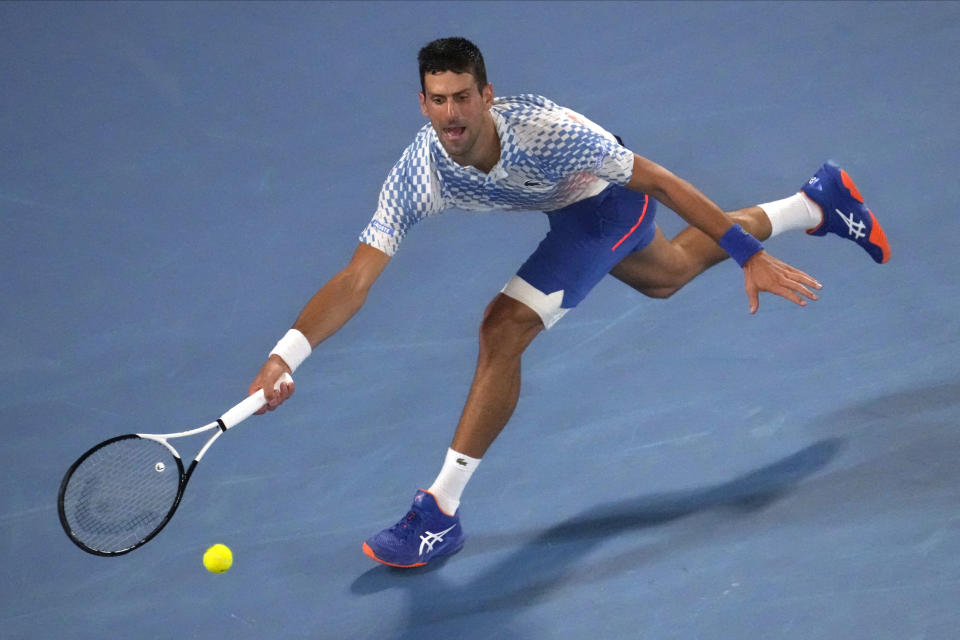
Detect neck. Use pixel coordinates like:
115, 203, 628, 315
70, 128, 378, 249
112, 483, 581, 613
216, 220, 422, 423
453, 113, 500, 174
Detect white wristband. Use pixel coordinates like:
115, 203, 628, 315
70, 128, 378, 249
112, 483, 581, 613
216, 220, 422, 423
269, 329, 312, 373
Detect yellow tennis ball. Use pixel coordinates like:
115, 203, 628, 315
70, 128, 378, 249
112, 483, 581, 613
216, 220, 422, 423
203, 543, 233, 573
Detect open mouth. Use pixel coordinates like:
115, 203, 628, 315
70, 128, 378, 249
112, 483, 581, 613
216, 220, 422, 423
444, 126, 466, 140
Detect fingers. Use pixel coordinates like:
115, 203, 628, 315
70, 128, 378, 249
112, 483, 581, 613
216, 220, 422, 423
747, 283, 759, 314
743, 253, 823, 312
767, 273, 816, 307
773, 283, 811, 307
781, 264, 822, 299
250, 360, 295, 415
263, 379, 295, 413
777, 267, 822, 306
796, 270, 823, 291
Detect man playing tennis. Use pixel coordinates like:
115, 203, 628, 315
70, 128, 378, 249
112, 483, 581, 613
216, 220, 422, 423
249, 37, 890, 568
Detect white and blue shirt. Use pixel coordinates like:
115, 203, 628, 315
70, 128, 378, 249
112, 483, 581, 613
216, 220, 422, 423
360, 94, 635, 256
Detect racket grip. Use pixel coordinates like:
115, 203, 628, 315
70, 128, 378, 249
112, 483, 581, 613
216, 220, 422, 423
219, 372, 294, 430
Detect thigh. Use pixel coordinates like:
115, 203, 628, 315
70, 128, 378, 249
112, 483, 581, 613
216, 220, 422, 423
608, 226, 698, 294
503, 185, 657, 328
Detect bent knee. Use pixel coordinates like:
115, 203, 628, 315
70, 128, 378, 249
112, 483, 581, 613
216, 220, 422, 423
478, 295, 544, 353
616, 276, 684, 299
639, 283, 683, 299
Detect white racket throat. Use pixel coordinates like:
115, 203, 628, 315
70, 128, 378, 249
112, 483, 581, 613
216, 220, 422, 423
137, 372, 292, 461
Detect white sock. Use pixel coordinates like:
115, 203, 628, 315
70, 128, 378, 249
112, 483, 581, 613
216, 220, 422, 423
759, 192, 823, 237
427, 448, 481, 515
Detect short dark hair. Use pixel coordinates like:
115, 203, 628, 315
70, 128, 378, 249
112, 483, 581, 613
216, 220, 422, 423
417, 37, 487, 93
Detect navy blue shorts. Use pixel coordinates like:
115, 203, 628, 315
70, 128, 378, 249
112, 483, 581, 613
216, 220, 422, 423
503, 184, 657, 327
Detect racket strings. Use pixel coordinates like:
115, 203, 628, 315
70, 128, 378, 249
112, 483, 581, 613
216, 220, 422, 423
61, 437, 182, 553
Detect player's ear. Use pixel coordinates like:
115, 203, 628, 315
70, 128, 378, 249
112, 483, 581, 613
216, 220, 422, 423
482, 83, 494, 108
418, 92, 428, 117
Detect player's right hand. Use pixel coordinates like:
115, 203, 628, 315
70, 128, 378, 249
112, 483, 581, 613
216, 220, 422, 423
249, 355, 295, 415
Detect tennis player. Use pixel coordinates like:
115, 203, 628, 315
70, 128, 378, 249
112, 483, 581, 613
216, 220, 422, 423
249, 37, 889, 568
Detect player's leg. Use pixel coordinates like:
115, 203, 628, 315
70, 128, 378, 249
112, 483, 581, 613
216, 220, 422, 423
612, 161, 890, 297
445, 186, 659, 462
444, 185, 658, 463
361, 295, 544, 569
362, 185, 653, 568
451, 293, 544, 458
362, 275, 554, 567
610, 206, 770, 298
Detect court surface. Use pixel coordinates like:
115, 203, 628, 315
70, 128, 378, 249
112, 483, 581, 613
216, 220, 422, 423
2, 2, 959, 638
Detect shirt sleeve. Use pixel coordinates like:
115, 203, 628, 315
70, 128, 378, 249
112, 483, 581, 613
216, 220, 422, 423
359, 131, 444, 256
531, 108, 635, 186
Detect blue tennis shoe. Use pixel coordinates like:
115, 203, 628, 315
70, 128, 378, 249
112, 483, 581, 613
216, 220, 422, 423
802, 161, 890, 264
362, 490, 465, 568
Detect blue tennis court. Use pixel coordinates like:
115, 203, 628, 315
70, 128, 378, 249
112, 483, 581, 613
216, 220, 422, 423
3, 2, 959, 638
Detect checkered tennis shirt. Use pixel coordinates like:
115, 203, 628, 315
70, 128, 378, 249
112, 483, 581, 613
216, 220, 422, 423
359, 94, 635, 256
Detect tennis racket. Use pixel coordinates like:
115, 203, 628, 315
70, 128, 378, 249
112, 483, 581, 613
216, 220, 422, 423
57, 373, 293, 556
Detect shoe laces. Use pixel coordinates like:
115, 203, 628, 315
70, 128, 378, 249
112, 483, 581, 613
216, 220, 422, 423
388, 509, 422, 541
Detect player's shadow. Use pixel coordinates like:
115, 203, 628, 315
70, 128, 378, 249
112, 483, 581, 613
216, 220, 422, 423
352, 437, 845, 639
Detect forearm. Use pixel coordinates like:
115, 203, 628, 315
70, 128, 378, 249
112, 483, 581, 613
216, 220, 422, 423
287, 243, 389, 351
292, 269, 372, 348
654, 180, 733, 241
627, 155, 734, 241
257, 243, 387, 404
266, 268, 373, 376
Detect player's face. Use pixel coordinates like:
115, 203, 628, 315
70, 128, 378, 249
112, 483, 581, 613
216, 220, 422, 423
419, 71, 494, 164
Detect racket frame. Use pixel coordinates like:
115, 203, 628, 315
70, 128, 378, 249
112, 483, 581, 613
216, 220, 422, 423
57, 373, 291, 556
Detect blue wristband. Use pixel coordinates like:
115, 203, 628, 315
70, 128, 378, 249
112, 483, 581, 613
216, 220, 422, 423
718, 224, 764, 267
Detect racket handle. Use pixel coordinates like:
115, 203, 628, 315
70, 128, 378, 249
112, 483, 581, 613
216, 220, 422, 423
219, 372, 294, 430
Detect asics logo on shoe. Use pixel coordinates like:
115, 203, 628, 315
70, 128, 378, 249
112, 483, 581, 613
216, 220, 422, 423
836, 208, 866, 239
419, 524, 458, 556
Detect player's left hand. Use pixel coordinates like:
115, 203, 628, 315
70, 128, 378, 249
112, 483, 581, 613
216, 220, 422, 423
742, 251, 822, 314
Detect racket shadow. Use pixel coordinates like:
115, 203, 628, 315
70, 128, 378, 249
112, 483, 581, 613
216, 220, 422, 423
351, 437, 845, 639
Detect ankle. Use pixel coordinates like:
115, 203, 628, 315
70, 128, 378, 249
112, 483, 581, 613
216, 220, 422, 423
759, 193, 821, 237
427, 448, 481, 515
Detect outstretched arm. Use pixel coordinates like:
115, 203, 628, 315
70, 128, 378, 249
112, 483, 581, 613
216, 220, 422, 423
250, 242, 391, 411
625, 154, 821, 313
